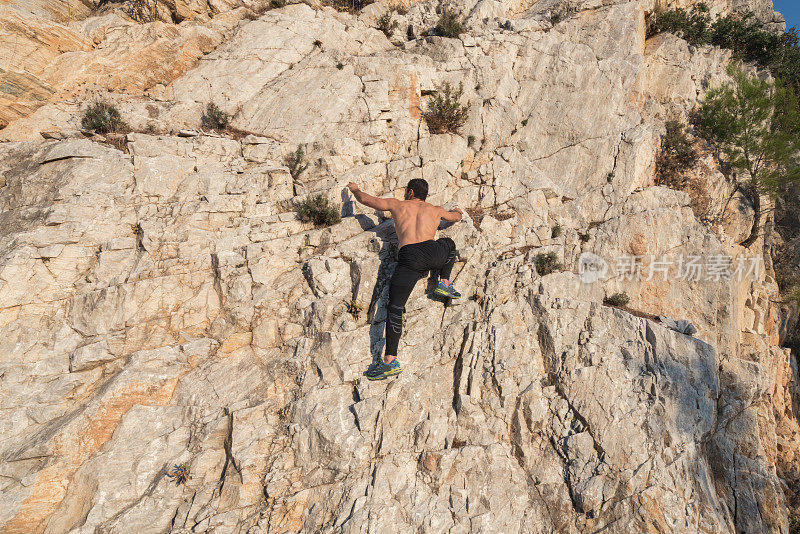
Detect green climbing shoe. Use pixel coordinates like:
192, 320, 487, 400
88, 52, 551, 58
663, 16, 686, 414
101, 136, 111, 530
364, 358, 403, 381
434, 281, 461, 299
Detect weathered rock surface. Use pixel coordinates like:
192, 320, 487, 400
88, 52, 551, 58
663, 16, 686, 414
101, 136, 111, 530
0, 0, 256, 131
0, 0, 798, 532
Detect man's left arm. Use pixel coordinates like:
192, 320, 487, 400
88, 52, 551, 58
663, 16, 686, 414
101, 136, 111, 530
440, 206, 463, 222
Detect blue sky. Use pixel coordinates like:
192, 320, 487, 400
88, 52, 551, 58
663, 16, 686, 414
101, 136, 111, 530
773, 0, 799, 30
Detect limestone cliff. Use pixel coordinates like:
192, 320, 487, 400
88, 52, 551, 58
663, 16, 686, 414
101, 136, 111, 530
0, 0, 798, 532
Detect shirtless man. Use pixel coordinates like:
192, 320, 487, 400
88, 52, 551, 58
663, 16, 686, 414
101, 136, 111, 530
347, 179, 463, 381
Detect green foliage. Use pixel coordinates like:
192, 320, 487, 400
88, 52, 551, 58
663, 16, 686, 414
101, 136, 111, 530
551, 224, 562, 238
325, 0, 374, 13
423, 82, 470, 134
604, 292, 631, 307
694, 67, 800, 246
711, 17, 800, 96
647, 3, 800, 96
285, 145, 309, 180
296, 194, 341, 227
121, 0, 157, 22
346, 299, 364, 319
646, 2, 711, 42
534, 252, 562, 276
790, 513, 800, 534
550, 3, 573, 25
774, 244, 800, 306
467, 134, 476, 147
700, 70, 800, 178
202, 102, 230, 131
81, 101, 127, 133
276, 405, 289, 421
378, 13, 399, 37
435, 9, 464, 38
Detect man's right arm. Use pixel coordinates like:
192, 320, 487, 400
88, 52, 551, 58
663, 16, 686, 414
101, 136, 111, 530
347, 182, 397, 212
441, 206, 463, 222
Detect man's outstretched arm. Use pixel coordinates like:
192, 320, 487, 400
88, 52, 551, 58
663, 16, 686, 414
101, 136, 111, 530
440, 206, 463, 222
347, 182, 397, 212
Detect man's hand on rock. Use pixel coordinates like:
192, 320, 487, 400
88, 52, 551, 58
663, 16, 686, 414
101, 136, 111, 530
346, 182, 360, 194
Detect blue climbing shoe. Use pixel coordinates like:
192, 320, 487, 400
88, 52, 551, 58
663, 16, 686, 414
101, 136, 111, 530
434, 281, 461, 299
364, 358, 403, 381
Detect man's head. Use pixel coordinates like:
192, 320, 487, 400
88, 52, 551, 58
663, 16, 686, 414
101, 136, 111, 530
405, 178, 429, 201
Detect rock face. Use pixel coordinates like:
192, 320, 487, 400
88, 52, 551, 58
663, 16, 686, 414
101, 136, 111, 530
0, 0, 258, 130
1, 0, 798, 532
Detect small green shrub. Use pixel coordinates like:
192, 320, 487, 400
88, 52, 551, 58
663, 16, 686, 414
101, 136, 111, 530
774, 244, 800, 306
646, 2, 711, 42
434, 9, 464, 38
467, 135, 476, 147
534, 252, 562, 275
121, 0, 157, 22
202, 102, 230, 131
423, 82, 470, 134
285, 145, 309, 180
336, 62, 344, 70
550, 3, 573, 25
297, 194, 341, 227
551, 224, 562, 238
378, 13, 399, 37
604, 292, 631, 307
346, 299, 364, 319
325, 0, 374, 13
789, 513, 800, 534
276, 405, 289, 421
81, 101, 126, 133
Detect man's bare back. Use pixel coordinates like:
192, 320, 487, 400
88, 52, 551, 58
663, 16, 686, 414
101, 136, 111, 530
346, 182, 462, 248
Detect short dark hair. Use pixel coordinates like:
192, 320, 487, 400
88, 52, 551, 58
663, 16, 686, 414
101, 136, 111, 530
406, 178, 428, 200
